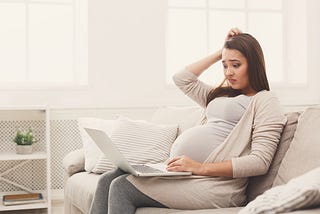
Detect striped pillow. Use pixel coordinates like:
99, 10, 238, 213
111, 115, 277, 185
92, 116, 178, 174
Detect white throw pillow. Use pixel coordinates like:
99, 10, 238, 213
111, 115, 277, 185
78, 117, 115, 172
92, 116, 178, 174
239, 167, 320, 214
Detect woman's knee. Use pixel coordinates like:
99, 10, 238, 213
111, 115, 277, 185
109, 174, 128, 195
109, 175, 168, 210
98, 168, 124, 185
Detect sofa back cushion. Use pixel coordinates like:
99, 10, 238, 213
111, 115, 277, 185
273, 106, 320, 186
246, 111, 301, 202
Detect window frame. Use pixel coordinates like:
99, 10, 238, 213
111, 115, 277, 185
0, 0, 88, 90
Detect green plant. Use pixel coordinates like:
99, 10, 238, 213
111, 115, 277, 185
13, 129, 38, 145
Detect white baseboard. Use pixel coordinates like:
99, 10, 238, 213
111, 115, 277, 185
51, 189, 64, 201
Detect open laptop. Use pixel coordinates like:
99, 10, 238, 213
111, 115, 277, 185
84, 128, 192, 177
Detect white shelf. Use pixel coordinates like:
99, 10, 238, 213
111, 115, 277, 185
0, 107, 51, 213
0, 191, 48, 211
0, 151, 47, 161
0, 200, 48, 211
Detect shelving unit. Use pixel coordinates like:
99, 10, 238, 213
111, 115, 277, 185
0, 191, 49, 212
0, 106, 51, 213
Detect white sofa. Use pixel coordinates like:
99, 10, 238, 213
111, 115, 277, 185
63, 106, 320, 214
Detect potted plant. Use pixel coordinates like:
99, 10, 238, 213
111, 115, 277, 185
13, 128, 38, 154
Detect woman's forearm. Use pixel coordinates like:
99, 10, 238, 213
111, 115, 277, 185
186, 49, 222, 77
167, 156, 233, 177
198, 160, 233, 177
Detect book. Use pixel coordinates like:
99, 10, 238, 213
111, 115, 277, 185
2, 193, 45, 206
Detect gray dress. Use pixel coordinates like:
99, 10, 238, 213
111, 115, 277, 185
170, 94, 252, 162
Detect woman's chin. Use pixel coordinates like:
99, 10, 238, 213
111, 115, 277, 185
230, 85, 239, 90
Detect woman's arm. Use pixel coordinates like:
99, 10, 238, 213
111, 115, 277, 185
186, 27, 242, 77
172, 46, 222, 108
231, 96, 287, 178
172, 70, 212, 108
167, 155, 233, 177
185, 50, 222, 77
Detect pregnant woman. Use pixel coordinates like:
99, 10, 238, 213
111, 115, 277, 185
89, 28, 287, 214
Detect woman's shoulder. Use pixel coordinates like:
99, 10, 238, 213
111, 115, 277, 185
251, 90, 285, 117
252, 90, 282, 111
253, 90, 279, 102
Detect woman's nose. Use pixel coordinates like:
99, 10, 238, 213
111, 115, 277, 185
225, 68, 234, 76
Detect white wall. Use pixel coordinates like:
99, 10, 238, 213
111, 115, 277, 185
0, 0, 319, 108
87, 0, 186, 108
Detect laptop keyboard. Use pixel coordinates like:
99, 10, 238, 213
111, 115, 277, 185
132, 165, 164, 173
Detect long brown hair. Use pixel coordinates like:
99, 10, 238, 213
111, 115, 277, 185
206, 33, 269, 106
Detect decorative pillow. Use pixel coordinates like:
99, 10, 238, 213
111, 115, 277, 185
273, 107, 320, 186
239, 167, 320, 214
78, 117, 115, 172
92, 116, 178, 174
246, 111, 301, 202
62, 148, 85, 176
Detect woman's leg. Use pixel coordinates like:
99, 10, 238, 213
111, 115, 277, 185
89, 168, 126, 214
108, 175, 168, 214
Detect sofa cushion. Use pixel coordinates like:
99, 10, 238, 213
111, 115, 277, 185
92, 116, 178, 173
273, 106, 320, 186
239, 167, 320, 214
64, 172, 100, 214
136, 207, 241, 214
136, 207, 320, 214
246, 111, 301, 202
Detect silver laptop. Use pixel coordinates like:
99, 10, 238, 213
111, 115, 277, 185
84, 128, 192, 177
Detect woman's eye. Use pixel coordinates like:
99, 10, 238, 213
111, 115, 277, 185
233, 64, 240, 68
222, 64, 227, 69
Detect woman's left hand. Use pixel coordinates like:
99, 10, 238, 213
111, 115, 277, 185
225, 27, 242, 42
166, 155, 202, 175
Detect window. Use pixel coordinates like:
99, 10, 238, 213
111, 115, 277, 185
166, 0, 307, 93
0, 0, 87, 89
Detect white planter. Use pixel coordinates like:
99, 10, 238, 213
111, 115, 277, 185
16, 145, 33, 154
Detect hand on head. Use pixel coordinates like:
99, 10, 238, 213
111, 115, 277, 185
225, 27, 243, 42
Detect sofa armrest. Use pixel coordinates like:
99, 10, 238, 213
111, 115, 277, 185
63, 148, 85, 177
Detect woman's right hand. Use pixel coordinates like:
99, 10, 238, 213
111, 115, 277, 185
166, 155, 203, 175
225, 28, 242, 42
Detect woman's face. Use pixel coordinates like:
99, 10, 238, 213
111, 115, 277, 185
222, 48, 256, 96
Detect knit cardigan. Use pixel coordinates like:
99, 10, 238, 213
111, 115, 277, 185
127, 69, 287, 209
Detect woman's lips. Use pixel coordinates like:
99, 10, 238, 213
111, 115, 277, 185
228, 79, 237, 84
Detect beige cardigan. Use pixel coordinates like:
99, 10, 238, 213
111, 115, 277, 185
127, 69, 287, 209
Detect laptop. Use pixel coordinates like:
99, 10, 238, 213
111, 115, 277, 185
84, 128, 192, 177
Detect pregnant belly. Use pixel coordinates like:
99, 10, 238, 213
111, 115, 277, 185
170, 125, 227, 162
